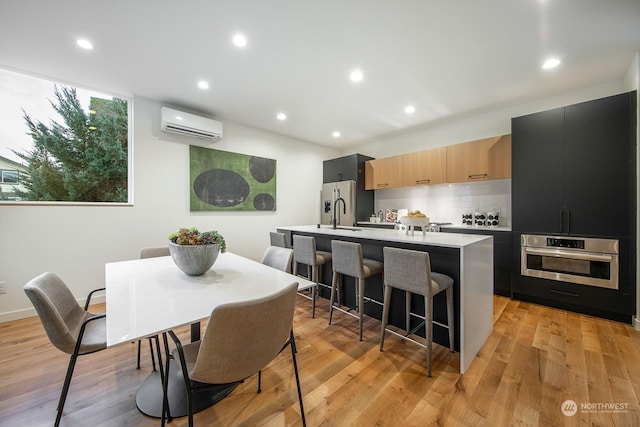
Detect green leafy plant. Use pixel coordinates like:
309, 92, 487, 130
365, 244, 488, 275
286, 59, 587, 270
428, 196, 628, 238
168, 227, 226, 253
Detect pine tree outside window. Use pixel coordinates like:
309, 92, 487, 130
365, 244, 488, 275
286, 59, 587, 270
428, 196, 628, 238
0, 68, 131, 204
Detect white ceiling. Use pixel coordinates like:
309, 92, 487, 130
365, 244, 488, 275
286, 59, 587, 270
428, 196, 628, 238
1, 0, 639, 148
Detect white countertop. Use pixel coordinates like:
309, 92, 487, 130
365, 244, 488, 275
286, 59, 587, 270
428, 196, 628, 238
279, 225, 492, 248
441, 224, 512, 232
356, 222, 511, 232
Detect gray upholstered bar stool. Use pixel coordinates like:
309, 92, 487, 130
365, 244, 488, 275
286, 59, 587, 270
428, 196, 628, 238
270, 231, 288, 248
329, 240, 383, 340
292, 235, 332, 318
380, 246, 455, 377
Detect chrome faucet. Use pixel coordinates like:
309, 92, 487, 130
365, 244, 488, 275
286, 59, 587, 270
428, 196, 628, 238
332, 197, 346, 229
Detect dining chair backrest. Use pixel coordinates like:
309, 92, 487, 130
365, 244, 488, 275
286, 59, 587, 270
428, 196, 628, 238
269, 232, 288, 248
140, 246, 170, 259
189, 281, 298, 384
261, 246, 294, 273
23, 272, 90, 354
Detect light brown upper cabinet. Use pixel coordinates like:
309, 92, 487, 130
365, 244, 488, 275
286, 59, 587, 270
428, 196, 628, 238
365, 156, 403, 190
402, 147, 447, 186
445, 134, 511, 183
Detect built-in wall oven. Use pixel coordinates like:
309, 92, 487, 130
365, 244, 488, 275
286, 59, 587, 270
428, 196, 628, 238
521, 234, 619, 290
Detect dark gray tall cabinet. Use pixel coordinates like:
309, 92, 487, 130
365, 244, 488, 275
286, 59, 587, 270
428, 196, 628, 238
323, 154, 374, 223
511, 91, 637, 322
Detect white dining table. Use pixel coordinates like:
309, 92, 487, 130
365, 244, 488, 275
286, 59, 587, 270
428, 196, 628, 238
105, 251, 314, 418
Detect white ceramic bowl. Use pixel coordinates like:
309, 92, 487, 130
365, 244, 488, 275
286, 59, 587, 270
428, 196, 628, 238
399, 216, 430, 226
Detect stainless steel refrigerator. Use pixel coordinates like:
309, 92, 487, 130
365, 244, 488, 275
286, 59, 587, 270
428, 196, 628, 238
321, 180, 356, 226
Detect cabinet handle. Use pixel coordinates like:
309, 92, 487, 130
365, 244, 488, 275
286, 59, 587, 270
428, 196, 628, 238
549, 289, 580, 298
416, 179, 431, 184
377, 183, 389, 187
468, 173, 488, 179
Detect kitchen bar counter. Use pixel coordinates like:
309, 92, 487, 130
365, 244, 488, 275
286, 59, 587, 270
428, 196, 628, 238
277, 224, 493, 373
356, 222, 511, 232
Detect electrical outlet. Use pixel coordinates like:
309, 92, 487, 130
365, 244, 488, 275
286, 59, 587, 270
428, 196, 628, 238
0, 281, 6, 294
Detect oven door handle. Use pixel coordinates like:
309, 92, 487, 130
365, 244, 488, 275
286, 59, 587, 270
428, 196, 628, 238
523, 247, 615, 262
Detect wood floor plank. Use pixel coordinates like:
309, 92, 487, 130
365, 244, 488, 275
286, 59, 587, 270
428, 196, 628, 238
1, 296, 640, 426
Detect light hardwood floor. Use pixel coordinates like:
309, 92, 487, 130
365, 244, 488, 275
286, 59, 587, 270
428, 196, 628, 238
1, 295, 639, 426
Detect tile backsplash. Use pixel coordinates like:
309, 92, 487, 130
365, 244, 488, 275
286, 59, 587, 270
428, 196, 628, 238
373, 179, 511, 227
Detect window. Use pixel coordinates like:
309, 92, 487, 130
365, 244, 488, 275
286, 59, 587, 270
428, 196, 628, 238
0, 68, 131, 204
1, 170, 19, 184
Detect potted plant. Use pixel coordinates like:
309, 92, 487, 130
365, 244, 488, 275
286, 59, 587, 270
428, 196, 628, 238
168, 227, 227, 275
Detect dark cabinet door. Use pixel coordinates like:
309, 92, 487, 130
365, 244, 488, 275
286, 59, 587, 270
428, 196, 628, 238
511, 107, 566, 233
564, 92, 635, 237
323, 155, 358, 183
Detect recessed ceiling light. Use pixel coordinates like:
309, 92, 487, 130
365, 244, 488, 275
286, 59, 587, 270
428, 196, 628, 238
76, 39, 93, 50
197, 81, 209, 90
542, 58, 561, 70
276, 112, 287, 121
404, 105, 416, 114
350, 69, 364, 83
332, 131, 341, 138
233, 33, 248, 48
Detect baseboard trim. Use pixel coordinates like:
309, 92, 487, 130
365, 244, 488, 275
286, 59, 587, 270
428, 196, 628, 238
633, 316, 640, 331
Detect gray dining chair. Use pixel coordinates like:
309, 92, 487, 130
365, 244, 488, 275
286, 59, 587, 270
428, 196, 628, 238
380, 246, 455, 377
23, 272, 107, 427
161, 281, 305, 427
137, 246, 170, 370
261, 245, 294, 273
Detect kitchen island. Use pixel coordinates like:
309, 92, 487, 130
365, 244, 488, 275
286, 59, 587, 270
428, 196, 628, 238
277, 225, 493, 373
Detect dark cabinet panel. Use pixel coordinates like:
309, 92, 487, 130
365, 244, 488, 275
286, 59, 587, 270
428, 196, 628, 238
512, 91, 636, 237
512, 108, 565, 234
564, 93, 635, 237
323, 155, 365, 183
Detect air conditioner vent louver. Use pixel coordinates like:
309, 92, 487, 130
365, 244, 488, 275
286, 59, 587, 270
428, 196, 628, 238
161, 107, 223, 143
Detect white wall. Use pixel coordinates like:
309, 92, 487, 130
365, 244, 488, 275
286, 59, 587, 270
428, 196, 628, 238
624, 52, 640, 329
0, 96, 339, 321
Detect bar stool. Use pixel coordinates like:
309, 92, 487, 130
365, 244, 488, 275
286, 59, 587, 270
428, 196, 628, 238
292, 235, 332, 318
329, 240, 383, 340
270, 231, 288, 248
380, 246, 455, 377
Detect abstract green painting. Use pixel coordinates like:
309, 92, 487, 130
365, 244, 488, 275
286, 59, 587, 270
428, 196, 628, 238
189, 146, 277, 211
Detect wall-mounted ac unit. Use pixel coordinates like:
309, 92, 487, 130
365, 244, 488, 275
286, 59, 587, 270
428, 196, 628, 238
161, 107, 223, 142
